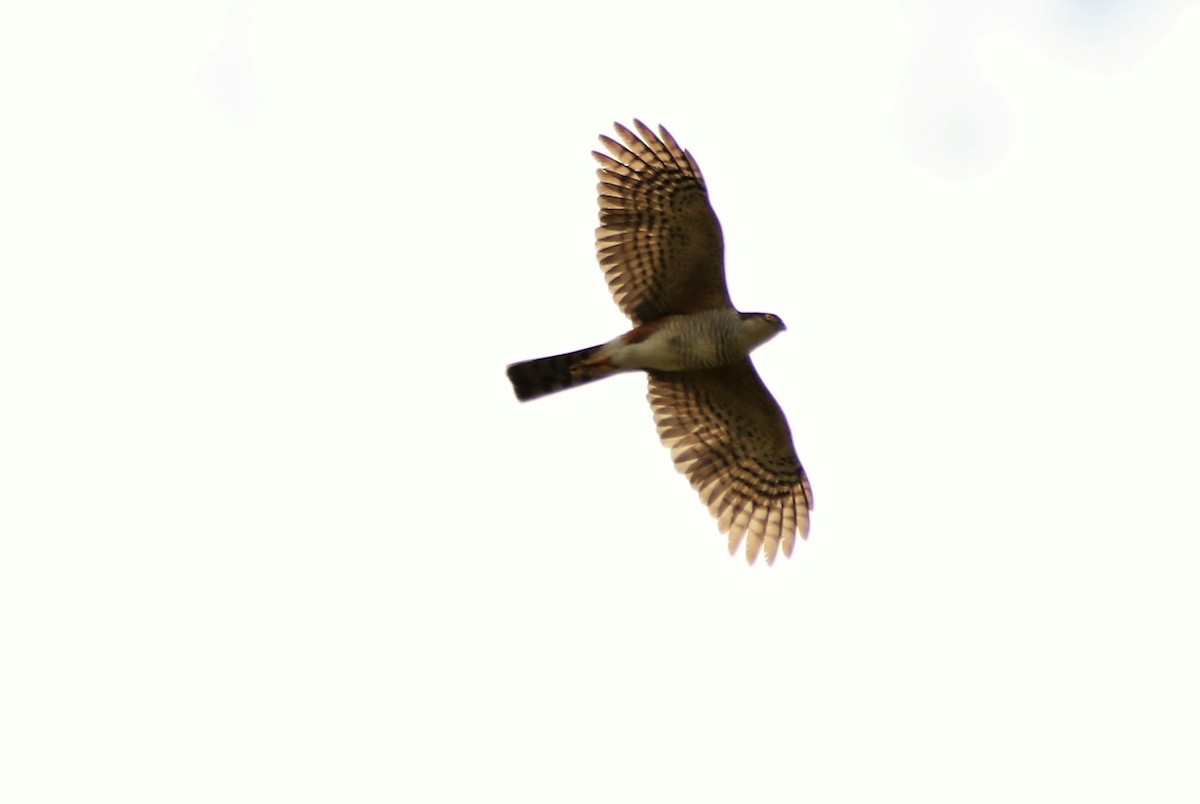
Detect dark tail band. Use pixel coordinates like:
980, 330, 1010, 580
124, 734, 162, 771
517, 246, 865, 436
506, 345, 607, 401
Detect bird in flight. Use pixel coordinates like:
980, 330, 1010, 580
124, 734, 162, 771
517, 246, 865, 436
506, 121, 812, 565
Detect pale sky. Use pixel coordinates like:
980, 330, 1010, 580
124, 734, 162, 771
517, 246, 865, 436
3, 2, 1199, 801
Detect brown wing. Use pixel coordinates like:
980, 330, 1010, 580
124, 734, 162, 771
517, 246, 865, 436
594, 121, 731, 324
648, 360, 812, 565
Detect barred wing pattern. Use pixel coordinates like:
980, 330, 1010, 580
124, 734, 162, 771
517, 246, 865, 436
648, 360, 813, 565
593, 121, 730, 324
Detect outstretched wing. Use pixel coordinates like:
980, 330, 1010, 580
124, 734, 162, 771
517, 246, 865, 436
648, 360, 812, 565
594, 121, 731, 324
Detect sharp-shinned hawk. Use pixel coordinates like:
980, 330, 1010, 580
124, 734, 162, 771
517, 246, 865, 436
507, 121, 813, 565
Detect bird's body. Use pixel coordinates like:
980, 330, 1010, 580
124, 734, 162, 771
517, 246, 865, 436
507, 121, 813, 565
508, 309, 785, 400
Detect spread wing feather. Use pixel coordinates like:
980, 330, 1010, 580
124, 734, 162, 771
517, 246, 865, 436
594, 121, 730, 324
648, 360, 812, 565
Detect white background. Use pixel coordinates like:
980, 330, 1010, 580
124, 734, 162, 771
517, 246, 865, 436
3, 1, 1198, 801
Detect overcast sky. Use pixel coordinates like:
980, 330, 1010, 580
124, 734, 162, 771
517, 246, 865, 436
3, 1, 1199, 801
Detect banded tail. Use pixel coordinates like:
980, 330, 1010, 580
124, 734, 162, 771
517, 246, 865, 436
506, 345, 617, 401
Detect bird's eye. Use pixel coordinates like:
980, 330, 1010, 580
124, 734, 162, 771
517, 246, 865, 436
764, 314, 777, 323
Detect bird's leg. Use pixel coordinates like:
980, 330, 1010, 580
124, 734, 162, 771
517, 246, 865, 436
570, 352, 615, 380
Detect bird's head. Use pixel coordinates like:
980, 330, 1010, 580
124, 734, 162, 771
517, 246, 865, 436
738, 312, 787, 351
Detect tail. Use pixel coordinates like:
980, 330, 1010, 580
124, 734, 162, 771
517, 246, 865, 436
506, 345, 614, 401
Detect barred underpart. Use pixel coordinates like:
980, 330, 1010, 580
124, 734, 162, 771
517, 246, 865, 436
648, 308, 749, 372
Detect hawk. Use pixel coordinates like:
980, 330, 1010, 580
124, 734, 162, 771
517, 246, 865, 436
507, 121, 813, 565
